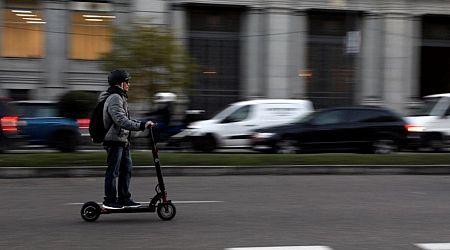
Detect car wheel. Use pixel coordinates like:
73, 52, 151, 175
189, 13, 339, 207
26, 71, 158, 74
202, 134, 217, 153
276, 138, 299, 154
427, 134, 445, 152
372, 137, 398, 154
49, 130, 80, 152
192, 134, 216, 153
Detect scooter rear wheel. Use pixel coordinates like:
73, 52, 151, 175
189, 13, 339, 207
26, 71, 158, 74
81, 201, 101, 222
157, 202, 176, 221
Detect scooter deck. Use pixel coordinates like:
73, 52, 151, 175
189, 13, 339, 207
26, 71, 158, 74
101, 206, 156, 214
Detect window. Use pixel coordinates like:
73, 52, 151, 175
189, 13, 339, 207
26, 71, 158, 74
0, 100, 15, 115
8, 89, 29, 101
349, 110, 381, 123
221, 105, 251, 123
445, 106, 450, 116
307, 11, 360, 108
444, 98, 450, 116
15, 104, 57, 117
311, 110, 346, 126
187, 6, 243, 116
2, 1, 45, 58
349, 109, 399, 123
70, 11, 114, 60
409, 97, 440, 116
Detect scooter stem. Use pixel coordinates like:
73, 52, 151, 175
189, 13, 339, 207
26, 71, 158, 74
149, 127, 167, 198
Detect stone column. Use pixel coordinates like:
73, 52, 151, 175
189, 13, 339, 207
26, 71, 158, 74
0, 0, 4, 97
382, 13, 416, 113
288, 10, 308, 99
42, 0, 68, 100
170, 3, 186, 47
405, 16, 422, 110
360, 13, 384, 105
264, 7, 292, 98
242, 7, 264, 99
115, 2, 131, 27
166, 2, 189, 108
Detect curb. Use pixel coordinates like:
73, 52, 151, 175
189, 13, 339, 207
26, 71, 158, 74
2, 165, 450, 178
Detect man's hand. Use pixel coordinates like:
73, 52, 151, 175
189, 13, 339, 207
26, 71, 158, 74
145, 121, 155, 128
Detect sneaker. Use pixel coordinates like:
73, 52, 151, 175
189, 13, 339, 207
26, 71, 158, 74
121, 199, 141, 208
102, 201, 124, 210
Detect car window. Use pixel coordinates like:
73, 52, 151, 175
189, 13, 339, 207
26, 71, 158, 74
409, 97, 440, 116
350, 110, 399, 122
15, 104, 58, 117
297, 112, 315, 123
310, 110, 346, 125
212, 104, 239, 120
442, 98, 450, 116
0, 101, 9, 115
445, 106, 450, 116
349, 109, 400, 123
221, 105, 251, 123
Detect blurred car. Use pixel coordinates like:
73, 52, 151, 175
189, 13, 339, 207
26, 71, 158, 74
251, 106, 408, 154
170, 99, 314, 152
10, 100, 87, 152
0, 98, 22, 152
405, 93, 450, 151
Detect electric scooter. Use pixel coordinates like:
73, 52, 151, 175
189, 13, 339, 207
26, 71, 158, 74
80, 127, 176, 222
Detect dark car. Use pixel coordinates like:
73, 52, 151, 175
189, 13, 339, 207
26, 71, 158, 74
0, 98, 22, 152
251, 106, 409, 154
10, 100, 86, 152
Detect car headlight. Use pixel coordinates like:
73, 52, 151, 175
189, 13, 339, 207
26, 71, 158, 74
253, 132, 275, 139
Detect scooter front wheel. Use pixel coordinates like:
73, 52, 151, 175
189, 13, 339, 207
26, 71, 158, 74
157, 202, 176, 221
81, 201, 101, 222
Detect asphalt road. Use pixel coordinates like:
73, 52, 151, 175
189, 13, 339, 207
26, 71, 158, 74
1, 176, 450, 250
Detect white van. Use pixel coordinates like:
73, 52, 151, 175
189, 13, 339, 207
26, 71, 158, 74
172, 99, 314, 152
405, 93, 450, 151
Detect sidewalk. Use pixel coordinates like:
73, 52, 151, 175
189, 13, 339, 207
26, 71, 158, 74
3, 164, 450, 178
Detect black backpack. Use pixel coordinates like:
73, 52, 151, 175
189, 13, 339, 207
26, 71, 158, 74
89, 99, 108, 143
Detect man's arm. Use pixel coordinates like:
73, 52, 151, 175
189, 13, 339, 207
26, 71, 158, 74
107, 94, 146, 131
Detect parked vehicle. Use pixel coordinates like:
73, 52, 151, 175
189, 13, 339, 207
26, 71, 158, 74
251, 106, 408, 154
170, 99, 314, 152
405, 93, 450, 151
0, 98, 21, 152
9, 100, 87, 152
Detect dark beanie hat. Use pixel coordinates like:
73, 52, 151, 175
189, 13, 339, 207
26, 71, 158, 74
108, 69, 130, 86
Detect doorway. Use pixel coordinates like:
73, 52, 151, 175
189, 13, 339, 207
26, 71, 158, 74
420, 15, 450, 97
420, 46, 450, 96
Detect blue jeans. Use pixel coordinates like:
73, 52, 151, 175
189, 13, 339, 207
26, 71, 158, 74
104, 145, 133, 203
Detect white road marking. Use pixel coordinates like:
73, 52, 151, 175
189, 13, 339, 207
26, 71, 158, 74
225, 246, 333, 250
65, 201, 223, 205
415, 243, 450, 250
168, 201, 224, 204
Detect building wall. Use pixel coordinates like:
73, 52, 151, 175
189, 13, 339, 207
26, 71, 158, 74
0, 0, 130, 101
167, 0, 450, 113
2, 0, 450, 113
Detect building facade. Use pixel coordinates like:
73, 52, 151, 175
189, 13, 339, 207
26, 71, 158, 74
1, 0, 450, 115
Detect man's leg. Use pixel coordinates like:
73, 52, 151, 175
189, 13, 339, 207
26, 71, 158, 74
118, 146, 132, 202
104, 146, 123, 203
